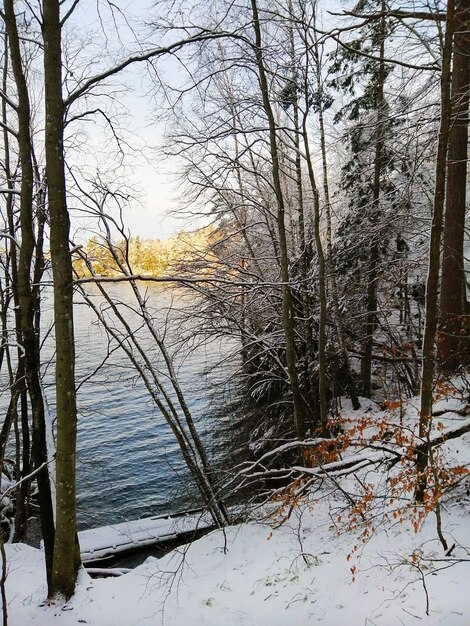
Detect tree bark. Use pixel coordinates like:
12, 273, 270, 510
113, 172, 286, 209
42, 0, 81, 599
310, 9, 361, 411
415, 0, 455, 503
3, 0, 55, 581
302, 131, 329, 435
1, 30, 30, 544
250, 0, 307, 439
286, 6, 317, 416
361, 4, 386, 397
439, 0, 470, 371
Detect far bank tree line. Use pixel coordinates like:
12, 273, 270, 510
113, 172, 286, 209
72, 229, 216, 277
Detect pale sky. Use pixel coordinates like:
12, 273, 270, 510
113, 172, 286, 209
64, 0, 196, 240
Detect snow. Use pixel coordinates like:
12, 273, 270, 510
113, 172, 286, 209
4, 503, 470, 625
433, 397, 469, 416
0, 474, 15, 492
79, 510, 213, 562
3, 390, 470, 625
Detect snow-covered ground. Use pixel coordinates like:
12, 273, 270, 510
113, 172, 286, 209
3, 388, 470, 625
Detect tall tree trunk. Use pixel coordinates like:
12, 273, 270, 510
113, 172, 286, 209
439, 0, 470, 371
301, 123, 329, 435
1, 31, 30, 543
3, 0, 55, 580
415, 0, 455, 503
286, 4, 317, 414
250, 0, 307, 439
309, 10, 361, 411
361, 5, 386, 397
43, 0, 81, 599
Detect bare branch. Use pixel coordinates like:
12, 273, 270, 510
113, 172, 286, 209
0, 118, 18, 137
330, 9, 446, 23
65, 31, 237, 108
0, 88, 18, 110
60, 0, 81, 26
0, 460, 51, 502
329, 32, 440, 72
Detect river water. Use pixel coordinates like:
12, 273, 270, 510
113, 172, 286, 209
37, 282, 241, 531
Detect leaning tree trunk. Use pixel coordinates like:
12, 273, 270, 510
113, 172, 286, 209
415, 0, 454, 503
43, 0, 81, 599
439, 0, 470, 371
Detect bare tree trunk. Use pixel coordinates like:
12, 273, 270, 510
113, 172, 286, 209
309, 9, 361, 411
1, 31, 30, 543
295, 40, 329, 433
3, 0, 55, 581
43, 0, 80, 599
286, 4, 316, 412
361, 5, 386, 397
230, 109, 268, 365
301, 126, 329, 435
0, 531, 7, 626
415, 0, 455, 503
250, 0, 307, 439
439, 0, 470, 371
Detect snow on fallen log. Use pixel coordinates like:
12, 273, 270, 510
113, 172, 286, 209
79, 509, 214, 563
432, 397, 469, 417
85, 567, 132, 577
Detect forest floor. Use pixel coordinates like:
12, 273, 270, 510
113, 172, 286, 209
3, 385, 470, 625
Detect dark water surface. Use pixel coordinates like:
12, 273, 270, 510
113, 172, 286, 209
40, 282, 240, 530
